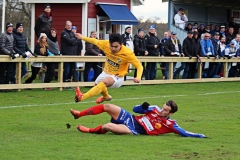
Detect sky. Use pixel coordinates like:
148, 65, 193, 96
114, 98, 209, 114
132, 0, 168, 23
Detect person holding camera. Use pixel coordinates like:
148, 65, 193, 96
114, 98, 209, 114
0, 23, 18, 90
174, 8, 188, 30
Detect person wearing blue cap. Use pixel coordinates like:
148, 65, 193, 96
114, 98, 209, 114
144, 25, 160, 80
224, 40, 239, 77
164, 31, 183, 79
209, 32, 222, 78
174, 8, 188, 29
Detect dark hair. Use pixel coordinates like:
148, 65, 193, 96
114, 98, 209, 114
166, 100, 178, 113
109, 33, 122, 44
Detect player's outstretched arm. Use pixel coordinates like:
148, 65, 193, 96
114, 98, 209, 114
172, 122, 207, 138
133, 102, 150, 114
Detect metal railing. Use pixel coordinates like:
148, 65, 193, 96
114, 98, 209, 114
0, 55, 239, 91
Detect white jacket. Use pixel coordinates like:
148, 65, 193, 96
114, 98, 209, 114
174, 13, 188, 29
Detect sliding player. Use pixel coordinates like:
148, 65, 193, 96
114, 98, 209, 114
70, 100, 206, 138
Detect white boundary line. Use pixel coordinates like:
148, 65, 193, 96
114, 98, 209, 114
1, 90, 240, 109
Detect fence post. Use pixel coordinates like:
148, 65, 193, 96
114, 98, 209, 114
223, 62, 228, 78
58, 61, 63, 91
169, 62, 173, 80
16, 61, 22, 91
198, 63, 202, 79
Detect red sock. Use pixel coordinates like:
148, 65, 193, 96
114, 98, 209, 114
89, 125, 107, 134
79, 104, 105, 117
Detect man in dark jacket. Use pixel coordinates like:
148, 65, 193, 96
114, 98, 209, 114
61, 20, 79, 83
133, 28, 148, 79
34, 4, 52, 38
209, 32, 222, 78
160, 32, 170, 79
226, 27, 235, 45
188, 31, 202, 78
164, 31, 183, 79
13, 22, 37, 82
84, 31, 102, 82
173, 31, 195, 79
0, 23, 17, 91
144, 25, 159, 80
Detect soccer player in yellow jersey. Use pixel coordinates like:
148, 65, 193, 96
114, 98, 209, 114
74, 33, 143, 104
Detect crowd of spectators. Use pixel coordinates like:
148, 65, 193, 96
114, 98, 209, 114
1, 5, 240, 92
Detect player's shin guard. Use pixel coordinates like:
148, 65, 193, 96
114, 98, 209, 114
101, 83, 109, 99
79, 104, 105, 117
82, 82, 106, 100
89, 125, 107, 134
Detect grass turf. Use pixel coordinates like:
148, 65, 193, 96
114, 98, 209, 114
0, 82, 240, 159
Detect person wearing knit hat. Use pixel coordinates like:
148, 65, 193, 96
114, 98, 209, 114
12, 22, 36, 83
6, 22, 13, 30
0, 22, 16, 88
45, 3, 51, 9
34, 3, 52, 38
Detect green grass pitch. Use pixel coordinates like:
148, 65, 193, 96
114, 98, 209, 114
0, 82, 240, 160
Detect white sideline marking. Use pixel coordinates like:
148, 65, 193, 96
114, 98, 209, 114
0, 91, 240, 109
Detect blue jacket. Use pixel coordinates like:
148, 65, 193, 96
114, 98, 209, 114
200, 39, 215, 56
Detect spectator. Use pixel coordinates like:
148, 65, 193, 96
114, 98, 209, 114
174, 8, 188, 29
24, 33, 48, 84
188, 31, 202, 78
205, 25, 211, 34
164, 31, 182, 79
210, 32, 222, 78
84, 31, 103, 82
60, 21, 79, 84
121, 26, 133, 81
192, 26, 198, 33
213, 25, 220, 36
230, 34, 240, 50
193, 22, 199, 28
224, 41, 239, 77
0, 22, 16, 92
71, 26, 83, 82
121, 26, 134, 51
218, 36, 226, 77
226, 27, 235, 44
173, 31, 195, 79
133, 28, 148, 79
210, 24, 215, 35
43, 28, 60, 90
229, 17, 237, 31
145, 25, 159, 80
159, 32, 169, 79
13, 22, 37, 83
198, 24, 206, 37
34, 4, 52, 38
185, 23, 192, 31
220, 26, 226, 39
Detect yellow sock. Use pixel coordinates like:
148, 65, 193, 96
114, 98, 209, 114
82, 82, 106, 100
101, 85, 109, 99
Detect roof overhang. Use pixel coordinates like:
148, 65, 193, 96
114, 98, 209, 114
163, 0, 240, 9
20, 0, 89, 3
97, 3, 138, 25
132, 0, 144, 6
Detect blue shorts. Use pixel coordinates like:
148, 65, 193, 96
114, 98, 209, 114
110, 108, 139, 135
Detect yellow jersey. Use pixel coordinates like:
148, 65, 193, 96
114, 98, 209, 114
82, 36, 143, 79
